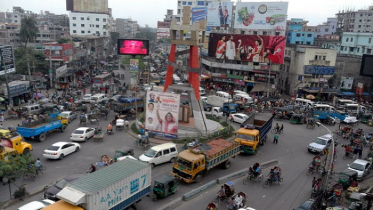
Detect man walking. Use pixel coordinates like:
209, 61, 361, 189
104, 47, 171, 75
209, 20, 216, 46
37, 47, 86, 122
273, 132, 279, 144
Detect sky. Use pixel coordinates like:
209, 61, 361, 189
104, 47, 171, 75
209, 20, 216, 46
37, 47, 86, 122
1, 0, 373, 27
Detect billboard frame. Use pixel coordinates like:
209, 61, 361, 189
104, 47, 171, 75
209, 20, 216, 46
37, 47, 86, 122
117, 39, 150, 56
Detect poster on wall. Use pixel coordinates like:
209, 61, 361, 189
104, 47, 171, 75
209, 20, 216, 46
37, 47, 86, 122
206, 2, 234, 27
130, 59, 139, 72
208, 33, 286, 64
234, 2, 288, 30
356, 82, 364, 95
145, 91, 180, 139
340, 77, 354, 90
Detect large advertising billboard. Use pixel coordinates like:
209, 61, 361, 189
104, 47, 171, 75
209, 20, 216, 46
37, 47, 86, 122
234, 2, 288, 30
117, 39, 149, 56
130, 59, 139, 72
145, 91, 180, 139
206, 2, 233, 27
340, 77, 354, 90
157, 28, 170, 39
360, 54, 373, 77
0, 45, 16, 76
208, 33, 286, 64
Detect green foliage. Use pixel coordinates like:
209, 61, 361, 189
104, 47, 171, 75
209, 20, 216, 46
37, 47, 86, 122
20, 17, 39, 48
14, 47, 49, 75
327, 73, 337, 88
0, 153, 36, 182
135, 27, 156, 41
57, 38, 70, 44
121, 55, 146, 69
131, 123, 140, 134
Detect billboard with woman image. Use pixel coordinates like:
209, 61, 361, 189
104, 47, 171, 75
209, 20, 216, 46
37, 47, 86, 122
145, 91, 180, 139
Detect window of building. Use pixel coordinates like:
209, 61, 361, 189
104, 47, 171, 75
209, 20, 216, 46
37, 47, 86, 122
340, 46, 343, 51
346, 38, 349, 42
182, 1, 186, 5
241, 31, 245, 34
96, 18, 99, 21
296, 33, 301, 37
188, 1, 192, 5
81, 30, 85, 34
96, 31, 99, 34
253, 31, 258, 35
308, 29, 311, 31
307, 34, 312, 37
81, 24, 85, 27
177, 9, 181, 14
323, 56, 326, 60
103, 32, 107, 35
73, 17, 76, 20
359, 25, 361, 28
302, 34, 305, 36
87, 17, 90, 20
296, 41, 300, 44
73, 23, 76, 27
307, 42, 311, 45
325, 28, 329, 32
357, 48, 360, 52
103, 18, 106, 22
351, 38, 353, 42
360, 14, 363, 17
96, 25, 99, 28
73, 30, 77, 33
275, 31, 280, 36
368, 49, 372, 54
359, 19, 362, 22
197, 1, 204, 5
315, 55, 318, 60
263, 31, 267, 35
350, 47, 354, 52
81, 17, 84, 20
369, 38, 372, 43
103, 25, 106, 29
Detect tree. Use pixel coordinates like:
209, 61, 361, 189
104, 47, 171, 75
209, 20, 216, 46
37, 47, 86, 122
0, 152, 36, 183
110, 32, 120, 48
14, 47, 49, 75
19, 16, 39, 48
327, 73, 337, 88
57, 38, 70, 44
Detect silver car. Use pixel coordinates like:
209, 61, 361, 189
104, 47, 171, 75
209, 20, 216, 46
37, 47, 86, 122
59, 111, 78, 123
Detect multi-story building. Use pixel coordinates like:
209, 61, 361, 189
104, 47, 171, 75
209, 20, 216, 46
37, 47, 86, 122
116, 18, 139, 38
315, 17, 338, 37
286, 19, 315, 45
314, 34, 340, 49
69, 12, 110, 37
279, 45, 337, 96
339, 32, 373, 56
336, 6, 373, 34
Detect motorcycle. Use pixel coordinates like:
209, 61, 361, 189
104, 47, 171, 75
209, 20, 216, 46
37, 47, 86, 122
107, 128, 114, 135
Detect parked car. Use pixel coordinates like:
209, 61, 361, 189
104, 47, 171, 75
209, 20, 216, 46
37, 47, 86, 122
43, 174, 85, 201
70, 127, 96, 142
293, 199, 315, 210
43, 142, 81, 160
348, 159, 371, 181
307, 134, 332, 154
82, 94, 92, 103
17, 199, 55, 210
230, 113, 249, 124
59, 111, 77, 123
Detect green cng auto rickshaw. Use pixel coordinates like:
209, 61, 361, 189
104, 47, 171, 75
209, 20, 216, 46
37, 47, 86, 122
152, 175, 179, 201
338, 169, 358, 190
290, 114, 304, 124
360, 113, 372, 124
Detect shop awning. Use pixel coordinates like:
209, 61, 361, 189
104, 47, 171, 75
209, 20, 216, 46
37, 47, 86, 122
251, 70, 277, 75
341, 92, 355, 96
363, 92, 370, 96
250, 83, 267, 93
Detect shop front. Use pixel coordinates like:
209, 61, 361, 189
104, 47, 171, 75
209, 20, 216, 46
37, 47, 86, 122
210, 73, 246, 91
55, 65, 74, 90
2, 80, 31, 107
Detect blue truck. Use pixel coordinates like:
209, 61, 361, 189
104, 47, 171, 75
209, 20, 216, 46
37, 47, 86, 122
313, 110, 347, 121
16, 117, 68, 142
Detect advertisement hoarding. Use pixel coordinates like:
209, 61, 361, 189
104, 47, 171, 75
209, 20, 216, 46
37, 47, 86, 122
356, 82, 364, 95
145, 91, 180, 139
130, 59, 139, 72
157, 28, 170, 39
206, 2, 233, 27
234, 2, 288, 30
191, 7, 211, 32
117, 39, 149, 56
360, 54, 373, 77
304, 65, 335, 75
0, 45, 16, 76
208, 33, 286, 64
340, 77, 354, 90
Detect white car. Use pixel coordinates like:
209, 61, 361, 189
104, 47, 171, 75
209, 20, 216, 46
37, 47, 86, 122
230, 113, 249, 124
307, 134, 332, 154
17, 199, 55, 210
82, 94, 92, 103
70, 127, 95, 142
43, 142, 81, 160
348, 159, 371, 180
59, 111, 77, 123
142, 84, 152, 91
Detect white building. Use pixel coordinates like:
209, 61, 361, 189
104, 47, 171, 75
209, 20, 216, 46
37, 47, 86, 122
315, 17, 338, 37
69, 12, 110, 37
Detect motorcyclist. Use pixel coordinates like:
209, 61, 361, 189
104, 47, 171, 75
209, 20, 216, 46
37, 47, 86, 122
107, 123, 113, 133
137, 134, 143, 145
216, 185, 225, 199
87, 164, 96, 173
273, 166, 281, 180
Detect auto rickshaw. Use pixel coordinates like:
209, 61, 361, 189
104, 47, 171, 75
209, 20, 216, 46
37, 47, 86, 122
290, 114, 304, 124
306, 118, 317, 129
152, 175, 179, 201
338, 169, 358, 190
360, 113, 372, 124
114, 147, 134, 161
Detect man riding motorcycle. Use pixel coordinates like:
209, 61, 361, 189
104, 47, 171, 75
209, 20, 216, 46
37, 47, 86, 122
107, 123, 113, 134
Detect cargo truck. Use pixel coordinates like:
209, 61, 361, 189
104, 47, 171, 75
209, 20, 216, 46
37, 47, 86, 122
55, 159, 151, 210
16, 118, 68, 142
235, 115, 274, 154
171, 138, 240, 183
204, 96, 237, 115
113, 98, 145, 114
0, 129, 32, 154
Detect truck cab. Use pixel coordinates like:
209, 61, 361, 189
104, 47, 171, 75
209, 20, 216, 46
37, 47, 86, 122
0, 129, 32, 154
0, 146, 17, 161
172, 151, 205, 183
235, 128, 260, 154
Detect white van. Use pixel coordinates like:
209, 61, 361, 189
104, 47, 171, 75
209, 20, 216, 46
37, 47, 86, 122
345, 104, 366, 114
337, 99, 355, 110
295, 98, 314, 108
313, 104, 336, 112
139, 143, 178, 167
234, 94, 253, 104
233, 90, 248, 96
216, 91, 230, 98
199, 87, 206, 96
90, 94, 106, 103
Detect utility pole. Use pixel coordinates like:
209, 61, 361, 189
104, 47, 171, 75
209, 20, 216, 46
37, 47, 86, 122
267, 61, 272, 97
1, 54, 12, 106
26, 55, 32, 91
49, 41, 53, 88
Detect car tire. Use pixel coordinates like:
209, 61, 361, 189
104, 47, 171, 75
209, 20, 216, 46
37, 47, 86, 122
75, 147, 80, 152
151, 163, 155, 168
59, 154, 64, 160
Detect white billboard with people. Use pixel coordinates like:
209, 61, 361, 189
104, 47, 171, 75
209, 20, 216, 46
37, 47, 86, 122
145, 91, 180, 139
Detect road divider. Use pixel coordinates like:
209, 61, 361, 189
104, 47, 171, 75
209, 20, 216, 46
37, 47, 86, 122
182, 180, 217, 201
159, 197, 183, 210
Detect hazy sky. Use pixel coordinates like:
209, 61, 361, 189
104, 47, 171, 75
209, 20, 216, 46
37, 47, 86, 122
1, 0, 373, 27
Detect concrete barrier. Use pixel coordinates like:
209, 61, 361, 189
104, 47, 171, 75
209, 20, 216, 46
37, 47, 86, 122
261, 159, 279, 169
159, 197, 183, 210
217, 168, 248, 184
182, 180, 218, 201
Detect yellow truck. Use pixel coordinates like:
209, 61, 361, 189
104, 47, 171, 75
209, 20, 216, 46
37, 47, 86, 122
171, 138, 240, 183
235, 115, 274, 155
0, 146, 17, 161
0, 129, 32, 154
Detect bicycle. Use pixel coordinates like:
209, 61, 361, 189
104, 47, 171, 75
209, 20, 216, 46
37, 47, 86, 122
36, 165, 47, 174
23, 172, 38, 181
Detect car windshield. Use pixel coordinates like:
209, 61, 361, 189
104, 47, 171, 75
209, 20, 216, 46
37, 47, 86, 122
314, 138, 327, 145
176, 157, 192, 171
47, 146, 60, 151
144, 149, 157, 157
73, 130, 84, 134
55, 179, 67, 189
236, 133, 255, 141
350, 163, 365, 171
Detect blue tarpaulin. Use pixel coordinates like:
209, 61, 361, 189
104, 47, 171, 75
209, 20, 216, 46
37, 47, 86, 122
341, 92, 355, 96
363, 92, 370, 96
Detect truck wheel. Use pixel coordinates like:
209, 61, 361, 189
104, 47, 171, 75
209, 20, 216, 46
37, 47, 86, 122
223, 160, 231, 169
61, 125, 67, 132
127, 205, 136, 210
39, 133, 46, 142
195, 174, 203, 183
23, 148, 30, 154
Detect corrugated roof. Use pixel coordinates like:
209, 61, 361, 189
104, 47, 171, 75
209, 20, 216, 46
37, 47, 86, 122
67, 159, 148, 194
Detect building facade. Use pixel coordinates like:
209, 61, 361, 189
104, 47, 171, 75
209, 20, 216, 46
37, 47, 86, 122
315, 17, 337, 37
336, 6, 373, 34
116, 18, 139, 38
339, 32, 373, 56
69, 12, 110, 37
